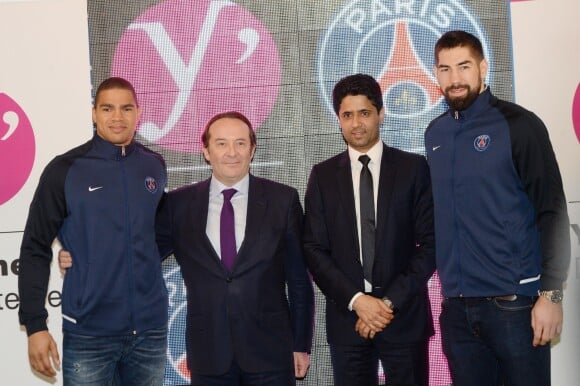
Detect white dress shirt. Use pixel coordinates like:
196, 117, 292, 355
348, 140, 383, 307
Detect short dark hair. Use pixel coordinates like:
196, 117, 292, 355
332, 73, 383, 115
201, 111, 257, 149
434, 30, 484, 66
94, 77, 139, 107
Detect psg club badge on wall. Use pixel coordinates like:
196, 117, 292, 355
317, 0, 492, 154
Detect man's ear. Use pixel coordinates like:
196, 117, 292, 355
480, 58, 489, 81
202, 147, 210, 163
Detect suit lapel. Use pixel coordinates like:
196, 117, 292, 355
375, 144, 396, 242
335, 152, 360, 252
188, 178, 225, 273
234, 174, 267, 271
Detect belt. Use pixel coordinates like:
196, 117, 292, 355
448, 294, 518, 302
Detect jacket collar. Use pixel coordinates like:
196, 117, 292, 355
92, 132, 136, 159
451, 86, 496, 120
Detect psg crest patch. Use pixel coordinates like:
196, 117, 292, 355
145, 176, 158, 193
473, 134, 490, 152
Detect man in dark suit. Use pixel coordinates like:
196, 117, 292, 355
303, 74, 435, 386
156, 111, 314, 386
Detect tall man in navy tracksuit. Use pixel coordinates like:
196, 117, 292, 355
18, 77, 168, 385
425, 30, 570, 386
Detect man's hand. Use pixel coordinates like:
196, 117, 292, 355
352, 294, 394, 334
58, 249, 73, 276
28, 330, 60, 378
531, 296, 563, 346
355, 318, 378, 339
293, 352, 310, 379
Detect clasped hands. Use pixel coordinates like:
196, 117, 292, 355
352, 294, 394, 339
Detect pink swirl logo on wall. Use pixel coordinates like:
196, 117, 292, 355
0, 93, 35, 206
111, 0, 281, 153
573, 82, 580, 144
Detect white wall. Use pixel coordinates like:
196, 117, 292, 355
0, 1, 91, 385
511, 1, 580, 384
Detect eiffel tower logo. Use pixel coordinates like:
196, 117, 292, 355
377, 22, 442, 116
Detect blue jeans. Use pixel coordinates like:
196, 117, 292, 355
63, 326, 167, 386
440, 296, 550, 386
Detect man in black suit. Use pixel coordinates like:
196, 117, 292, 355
156, 111, 314, 386
303, 74, 435, 386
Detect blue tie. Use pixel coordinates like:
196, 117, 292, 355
220, 188, 237, 271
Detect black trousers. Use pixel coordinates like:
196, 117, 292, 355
330, 339, 429, 386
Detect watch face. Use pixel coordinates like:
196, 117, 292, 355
542, 290, 563, 303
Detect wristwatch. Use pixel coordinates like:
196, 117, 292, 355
382, 297, 394, 309
538, 290, 563, 303
382, 297, 397, 314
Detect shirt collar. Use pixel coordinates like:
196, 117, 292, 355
347, 140, 383, 167
209, 173, 250, 198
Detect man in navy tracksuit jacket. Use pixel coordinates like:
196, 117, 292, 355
425, 31, 570, 386
18, 78, 168, 385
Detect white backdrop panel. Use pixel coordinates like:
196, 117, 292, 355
0, 0, 92, 232
0, 0, 91, 385
511, 1, 580, 385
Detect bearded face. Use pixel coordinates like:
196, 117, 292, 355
435, 46, 488, 112
443, 82, 481, 111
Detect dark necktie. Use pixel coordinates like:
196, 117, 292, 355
220, 188, 237, 271
359, 155, 375, 283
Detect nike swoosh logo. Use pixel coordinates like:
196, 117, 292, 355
432, 145, 441, 151
88, 186, 103, 192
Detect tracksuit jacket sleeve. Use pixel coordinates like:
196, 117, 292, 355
508, 110, 570, 290
18, 158, 69, 335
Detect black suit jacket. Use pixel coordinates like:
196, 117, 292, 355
157, 175, 314, 375
303, 143, 435, 345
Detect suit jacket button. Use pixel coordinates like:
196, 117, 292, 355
226, 277, 232, 283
